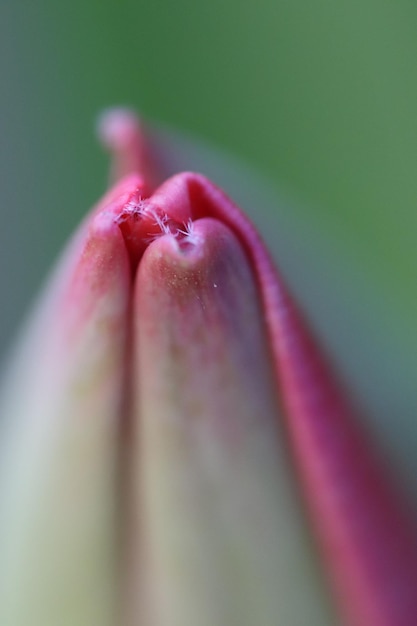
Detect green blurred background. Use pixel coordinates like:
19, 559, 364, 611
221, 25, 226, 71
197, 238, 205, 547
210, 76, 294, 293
1, 2, 417, 487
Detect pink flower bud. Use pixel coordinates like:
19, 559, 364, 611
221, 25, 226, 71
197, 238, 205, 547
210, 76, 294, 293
1, 108, 416, 626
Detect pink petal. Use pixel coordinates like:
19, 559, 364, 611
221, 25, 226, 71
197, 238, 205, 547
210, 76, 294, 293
129, 216, 333, 625
0, 199, 131, 625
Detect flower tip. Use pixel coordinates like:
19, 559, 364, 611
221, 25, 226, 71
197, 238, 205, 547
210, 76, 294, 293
96, 106, 160, 192
96, 106, 142, 153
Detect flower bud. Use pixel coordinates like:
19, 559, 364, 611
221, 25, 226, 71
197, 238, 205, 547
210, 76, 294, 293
1, 108, 416, 626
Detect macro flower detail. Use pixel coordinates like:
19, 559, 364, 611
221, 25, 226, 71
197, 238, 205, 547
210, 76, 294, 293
0, 108, 416, 626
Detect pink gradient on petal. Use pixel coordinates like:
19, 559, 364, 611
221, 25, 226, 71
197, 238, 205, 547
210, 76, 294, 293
59, 211, 130, 340
128, 215, 333, 626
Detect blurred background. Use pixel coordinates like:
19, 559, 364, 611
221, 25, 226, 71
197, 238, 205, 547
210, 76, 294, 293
1, 2, 417, 492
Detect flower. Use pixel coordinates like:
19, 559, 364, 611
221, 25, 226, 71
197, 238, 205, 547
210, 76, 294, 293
0, 108, 416, 626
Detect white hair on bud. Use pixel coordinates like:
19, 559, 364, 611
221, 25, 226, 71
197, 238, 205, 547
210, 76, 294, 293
177, 219, 201, 247
148, 209, 172, 236
114, 196, 147, 224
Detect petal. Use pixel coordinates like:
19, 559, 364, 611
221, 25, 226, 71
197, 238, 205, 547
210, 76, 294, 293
0, 212, 131, 626
128, 217, 334, 626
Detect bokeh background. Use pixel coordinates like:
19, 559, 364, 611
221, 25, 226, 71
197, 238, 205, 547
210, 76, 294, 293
1, 2, 417, 493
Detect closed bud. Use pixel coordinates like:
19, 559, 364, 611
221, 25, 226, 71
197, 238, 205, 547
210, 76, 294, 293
1, 108, 416, 626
